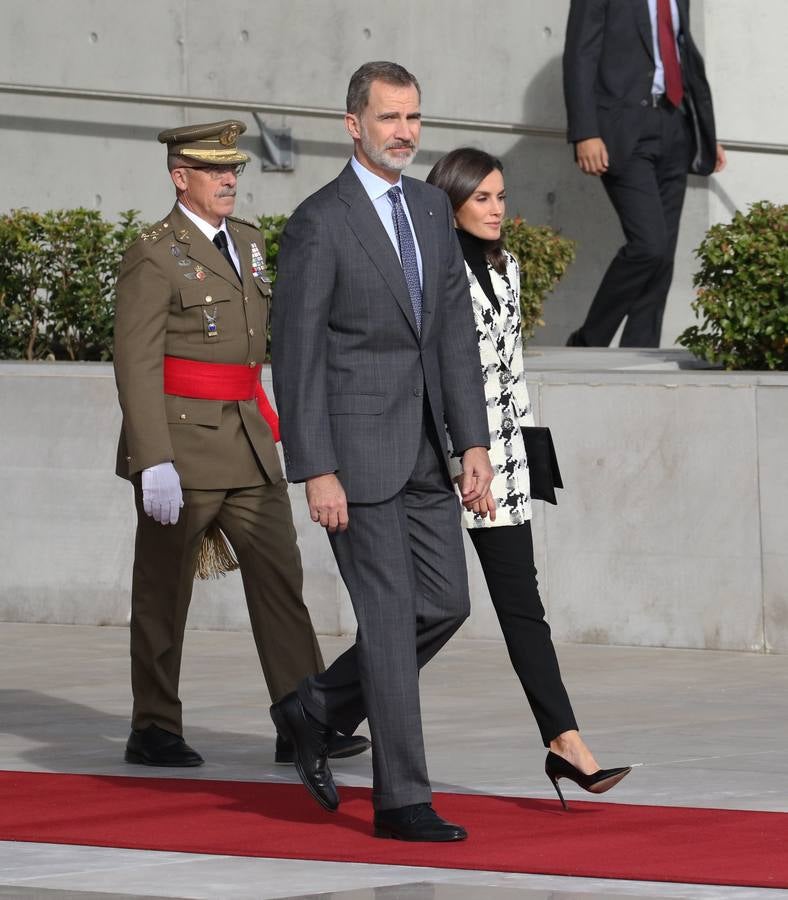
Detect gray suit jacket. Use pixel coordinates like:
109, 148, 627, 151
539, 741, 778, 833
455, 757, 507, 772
271, 161, 489, 504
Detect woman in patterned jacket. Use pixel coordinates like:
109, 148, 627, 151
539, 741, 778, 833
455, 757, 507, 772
427, 148, 630, 808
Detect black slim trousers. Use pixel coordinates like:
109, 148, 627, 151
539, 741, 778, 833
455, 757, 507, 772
578, 103, 692, 348
468, 522, 578, 745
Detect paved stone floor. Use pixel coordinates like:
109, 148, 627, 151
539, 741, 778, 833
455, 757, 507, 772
0, 623, 786, 900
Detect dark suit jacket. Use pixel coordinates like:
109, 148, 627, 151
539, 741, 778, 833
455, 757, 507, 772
113, 204, 282, 488
563, 0, 717, 175
271, 162, 489, 505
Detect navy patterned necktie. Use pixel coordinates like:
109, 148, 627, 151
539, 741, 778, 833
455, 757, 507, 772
387, 186, 422, 333
213, 230, 240, 281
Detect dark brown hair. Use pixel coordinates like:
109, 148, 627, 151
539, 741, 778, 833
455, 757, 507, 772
426, 147, 506, 274
346, 61, 421, 116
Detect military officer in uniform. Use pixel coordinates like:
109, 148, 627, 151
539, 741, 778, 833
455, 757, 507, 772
113, 120, 369, 767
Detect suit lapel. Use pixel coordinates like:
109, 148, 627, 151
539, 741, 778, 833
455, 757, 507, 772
339, 164, 420, 338
633, 0, 655, 61
227, 220, 253, 292
470, 266, 516, 372
675, 0, 689, 36
490, 265, 519, 370
402, 177, 438, 345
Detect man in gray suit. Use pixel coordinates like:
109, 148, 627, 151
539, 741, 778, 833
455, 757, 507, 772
270, 61, 493, 842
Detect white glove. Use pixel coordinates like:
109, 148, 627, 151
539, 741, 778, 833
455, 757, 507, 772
141, 462, 184, 525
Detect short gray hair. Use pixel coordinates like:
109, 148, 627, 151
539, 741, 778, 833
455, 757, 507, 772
346, 61, 421, 116
166, 153, 191, 172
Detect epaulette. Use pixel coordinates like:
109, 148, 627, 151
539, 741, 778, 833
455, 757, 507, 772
139, 220, 174, 243
227, 214, 257, 228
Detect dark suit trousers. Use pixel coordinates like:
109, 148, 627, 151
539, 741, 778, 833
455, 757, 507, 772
579, 104, 692, 348
468, 523, 578, 745
130, 479, 323, 734
297, 418, 470, 810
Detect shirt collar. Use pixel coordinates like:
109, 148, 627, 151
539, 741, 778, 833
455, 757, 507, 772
177, 201, 228, 243
350, 155, 403, 203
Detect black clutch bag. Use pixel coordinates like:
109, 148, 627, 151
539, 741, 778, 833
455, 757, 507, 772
521, 426, 564, 505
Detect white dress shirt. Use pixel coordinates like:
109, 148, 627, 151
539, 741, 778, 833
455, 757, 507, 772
177, 201, 241, 275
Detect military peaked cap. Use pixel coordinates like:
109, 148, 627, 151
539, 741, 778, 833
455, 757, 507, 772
157, 119, 249, 165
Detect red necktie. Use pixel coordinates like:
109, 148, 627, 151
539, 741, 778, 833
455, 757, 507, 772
657, 0, 684, 107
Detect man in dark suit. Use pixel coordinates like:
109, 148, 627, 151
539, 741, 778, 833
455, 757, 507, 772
271, 61, 494, 841
113, 120, 369, 769
563, 0, 726, 347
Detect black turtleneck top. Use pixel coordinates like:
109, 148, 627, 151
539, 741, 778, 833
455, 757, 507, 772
456, 228, 500, 313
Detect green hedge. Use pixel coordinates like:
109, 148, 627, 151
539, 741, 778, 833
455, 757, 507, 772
0, 208, 574, 361
0, 209, 146, 361
677, 201, 787, 371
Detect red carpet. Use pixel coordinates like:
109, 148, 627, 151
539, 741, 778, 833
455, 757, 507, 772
1, 771, 786, 888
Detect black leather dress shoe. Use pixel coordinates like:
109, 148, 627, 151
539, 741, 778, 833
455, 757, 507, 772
124, 724, 204, 767
270, 692, 339, 811
566, 328, 588, 347
374, 803, 467, 842
275, 731, 371, 765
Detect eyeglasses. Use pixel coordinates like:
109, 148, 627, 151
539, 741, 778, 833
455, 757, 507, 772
179, 163, 246, 178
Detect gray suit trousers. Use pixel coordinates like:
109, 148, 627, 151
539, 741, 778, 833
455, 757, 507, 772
298, 419, 470, 810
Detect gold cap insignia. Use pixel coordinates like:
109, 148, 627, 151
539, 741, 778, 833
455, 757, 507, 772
219, 124, 240, 147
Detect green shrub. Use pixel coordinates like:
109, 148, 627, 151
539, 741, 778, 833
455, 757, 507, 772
502, 217, 576, 340
256, 214, 289, 282
677, 201, 787, 371
0, 209, 575, 360
0, 208, 146, 360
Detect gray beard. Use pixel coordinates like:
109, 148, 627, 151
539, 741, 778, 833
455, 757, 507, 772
360, 132, 417, 172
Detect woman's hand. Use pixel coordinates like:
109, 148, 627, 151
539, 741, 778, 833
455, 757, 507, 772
454, 475, 497, 520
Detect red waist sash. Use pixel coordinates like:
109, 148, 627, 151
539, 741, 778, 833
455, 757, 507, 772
163, 356, 280, 442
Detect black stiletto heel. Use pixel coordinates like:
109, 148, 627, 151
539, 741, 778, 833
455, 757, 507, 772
545, 751, 631, 810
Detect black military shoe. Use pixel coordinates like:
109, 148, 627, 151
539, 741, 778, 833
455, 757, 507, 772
374, 803, 467, 842
270, 692, 339, 811
275, 731, 371, 764
125, 723, 204, 767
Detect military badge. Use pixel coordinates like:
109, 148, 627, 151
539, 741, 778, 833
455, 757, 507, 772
204, 308, 218, 338
250, 242, 266, 279
170, 244, 181, 257
219, 123, 240, 147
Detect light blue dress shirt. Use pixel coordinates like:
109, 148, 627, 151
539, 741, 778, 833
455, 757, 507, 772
350, 155, 423, 287
647, 0, 682, 96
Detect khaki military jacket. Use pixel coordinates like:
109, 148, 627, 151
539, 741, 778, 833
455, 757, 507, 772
113, 203, 282, 488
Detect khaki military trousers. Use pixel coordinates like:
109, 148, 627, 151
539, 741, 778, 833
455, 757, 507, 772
129, 478, 324, 734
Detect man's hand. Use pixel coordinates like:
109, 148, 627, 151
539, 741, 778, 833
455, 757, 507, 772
575, 137, 609, 176
454, 473, 497, 520
459, 446, 494, 507
714, 142, 727, 173
305, 473, 349, 533
141, 461, 183, 525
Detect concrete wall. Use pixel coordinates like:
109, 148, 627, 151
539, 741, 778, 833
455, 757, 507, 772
1, 0, 786, 348
2, 357, 786, 654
